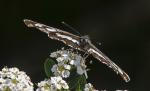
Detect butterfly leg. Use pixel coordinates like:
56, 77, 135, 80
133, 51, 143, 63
83, 51, 90, 60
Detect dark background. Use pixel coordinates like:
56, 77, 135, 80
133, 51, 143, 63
0, 0, 150, 90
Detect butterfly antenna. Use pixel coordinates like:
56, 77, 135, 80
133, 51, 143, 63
61, 21, 82, 36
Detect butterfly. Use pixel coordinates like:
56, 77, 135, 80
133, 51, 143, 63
23, 19, 130, 82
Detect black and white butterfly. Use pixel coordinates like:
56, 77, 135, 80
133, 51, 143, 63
23, 19, 130, 82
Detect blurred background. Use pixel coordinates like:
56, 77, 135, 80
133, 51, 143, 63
0, 0, 150, 90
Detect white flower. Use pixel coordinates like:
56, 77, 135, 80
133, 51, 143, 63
0, 67, 34, 91
50, 52, 57, 58
56, 57, 64, 62
51, 76, 62, 89
36, 79, 53, 91
50, 48, 88, 78
84, 83, 98, 91
64, 64, 71, 70
77, 66, 85, 75
70, 60, 75, 65
73, 55, 87, 78
36, 76, 69, 91
62, 70, 70, 78
51, 76, 69, 90
51, 64, 71, 78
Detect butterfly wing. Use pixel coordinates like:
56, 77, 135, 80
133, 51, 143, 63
24, 19, 130, 82
24, 19, 83, 51
87, 43, 130, 82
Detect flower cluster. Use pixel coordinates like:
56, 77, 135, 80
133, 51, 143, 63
36, 76, 69, 91
0, 49, 99, 91
0, 67, 34, 91
50, 48, 88, 78
84, 83, 99, 91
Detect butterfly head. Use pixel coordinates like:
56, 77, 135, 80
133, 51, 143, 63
79, 35, 92, 51
80, 35, 91, 43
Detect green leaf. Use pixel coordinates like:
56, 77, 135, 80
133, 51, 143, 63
67, 68, 87, 91
76, 82, 81, 91
44, 58, 56, 77
76, 75, 87, 91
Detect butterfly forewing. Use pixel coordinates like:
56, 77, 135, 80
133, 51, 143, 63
24, 19, 83, 51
